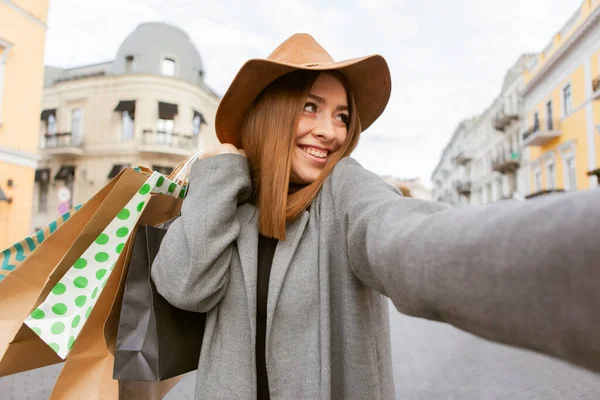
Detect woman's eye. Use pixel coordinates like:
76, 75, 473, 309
304, 102, 317, 113
337, 114, 349, 125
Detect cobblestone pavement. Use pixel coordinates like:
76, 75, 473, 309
1, 301, 599, 399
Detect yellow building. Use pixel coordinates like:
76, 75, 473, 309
0, 0, 49, 249
521, 0, 600, 195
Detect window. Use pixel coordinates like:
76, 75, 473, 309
161, 57, 176, 77
533, 111, 540, 131
71, 108, 83, 145
38, 182, 48, 212
47, 114, 57, 135
125, 55, 134, 73
486, 183, 492, 204
563, 84, 572, 115
546, 101, 553, 130
122, 111, 134, 140
0, 40, 11, 125
546, 161, 555, 190
157, 118, 175, 144
564, 155, 576, 190
534, 169, 542, 192
192, 114, 201, 136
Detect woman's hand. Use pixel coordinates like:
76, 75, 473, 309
198, 144, 246, 159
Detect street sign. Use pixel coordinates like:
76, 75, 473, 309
57, 187, 71, 203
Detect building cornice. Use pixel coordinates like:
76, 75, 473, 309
523, 5, 600, 95
0, 146, 41, 169
0, 0, 47, 29
46, 73, 221, 103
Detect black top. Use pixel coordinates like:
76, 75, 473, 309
256, 233, 277, 400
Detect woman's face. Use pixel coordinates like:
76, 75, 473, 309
290, 73, 349, 184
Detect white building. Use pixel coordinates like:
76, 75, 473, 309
32, 23, 220, 230
431, 118, 477, 207
432, 55, 536, 206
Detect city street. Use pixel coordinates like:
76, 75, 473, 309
1, 301, 599, 399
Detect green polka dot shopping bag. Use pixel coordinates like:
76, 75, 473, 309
0, 167, 149, 377
24, 171, 184, 360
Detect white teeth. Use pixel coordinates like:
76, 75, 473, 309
302, 147, 327, 158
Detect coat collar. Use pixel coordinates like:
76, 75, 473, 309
266, 210, 310, 343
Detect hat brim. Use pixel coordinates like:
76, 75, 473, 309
215, 55, 391, 148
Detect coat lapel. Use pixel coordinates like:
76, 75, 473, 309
266, 210, 310, 342
236, 204, 259, 343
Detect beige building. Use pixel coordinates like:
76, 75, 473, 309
0, 0, 49, 249
32, 22, 220, 230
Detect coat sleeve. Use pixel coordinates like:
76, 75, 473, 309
330, 157, 600, 372
151, 154, 252, 313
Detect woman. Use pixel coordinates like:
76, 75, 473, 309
151, 34, 600, 399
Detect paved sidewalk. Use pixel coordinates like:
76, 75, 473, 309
1, 301, 599, 399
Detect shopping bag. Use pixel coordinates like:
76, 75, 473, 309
0, 205, 81, 280
25, 171, 185, 359
50, 193, 184, 399
0, 168, 147, 377
113, 224, 206, 382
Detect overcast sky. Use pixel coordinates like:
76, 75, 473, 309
43, 0, 581, 185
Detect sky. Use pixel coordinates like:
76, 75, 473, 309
43, 0, 581, 185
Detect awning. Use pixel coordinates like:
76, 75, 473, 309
108, 164, 130, 179
35, 168, 51, 183
152, 165, 174, 176
158, 102, 178, 120
54, 166, 75, 181
0, 186, 10, 203
114, 100, 136, 114
40, 109, 56, 121
193, 110, 207, 124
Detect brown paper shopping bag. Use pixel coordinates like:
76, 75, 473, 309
50, 194, 183, 400
0, 168, 147, 377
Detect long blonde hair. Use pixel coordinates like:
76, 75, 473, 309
241, 70, 361, 240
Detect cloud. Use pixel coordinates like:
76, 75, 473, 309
44, 0, 582, 185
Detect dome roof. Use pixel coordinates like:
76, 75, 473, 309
113, 22, 204, 85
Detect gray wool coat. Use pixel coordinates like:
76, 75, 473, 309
151, 154, 600, 399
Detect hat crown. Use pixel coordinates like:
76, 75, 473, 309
267, 33, 335, 66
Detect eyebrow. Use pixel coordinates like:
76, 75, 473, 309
308, 93, 349, 112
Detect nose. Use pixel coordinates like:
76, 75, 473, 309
312, 114, 336, 141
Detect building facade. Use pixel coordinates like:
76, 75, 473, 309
432, 54, 536, 206
0, 0, 49, 248
32, 22, 220, 231
431, 118, 477, 206
521, 0, 600, 196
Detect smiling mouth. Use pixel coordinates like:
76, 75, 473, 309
299, 145, 328, 160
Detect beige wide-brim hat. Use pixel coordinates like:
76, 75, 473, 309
215, 33, 391, 148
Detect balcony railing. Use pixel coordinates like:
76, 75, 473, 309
42, 132, 83, 148
454, 151, 473, 166
141, 129, 199, 151
493, 112, 520, 131
492, 150, 521, 174
522, 120, 561, 146
454, 180, 472, 195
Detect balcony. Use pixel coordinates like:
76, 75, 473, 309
492, 150, 521, 174
592, 76, 600, 100
493, 112, 520, 131
454, 151, 473, 166
522, 120, 561, 146
139, 129, 199, 156
40, 132, 84, 156
454, 180, 472, 195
